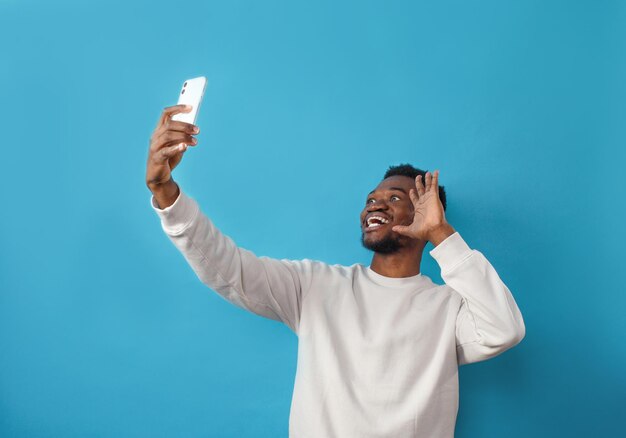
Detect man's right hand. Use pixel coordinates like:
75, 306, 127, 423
146, 105, 200, 208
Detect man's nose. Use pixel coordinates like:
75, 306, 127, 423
366, 201, 388, 212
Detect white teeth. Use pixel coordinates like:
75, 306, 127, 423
366, 216, 390, 227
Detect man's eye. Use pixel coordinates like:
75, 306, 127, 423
390, 195, 400, 201
366, 198, 375, 204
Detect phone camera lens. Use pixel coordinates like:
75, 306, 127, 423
183, 82, 188, 87
181, 89, 185, 94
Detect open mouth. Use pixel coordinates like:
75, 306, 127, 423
365, 215, 390, 231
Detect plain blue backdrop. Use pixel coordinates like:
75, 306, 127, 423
1, 0, 624, 436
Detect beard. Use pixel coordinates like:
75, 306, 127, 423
361, 232, 403, 254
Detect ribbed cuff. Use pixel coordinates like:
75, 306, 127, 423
150, 189, 199, 235
429, 232, 473, 273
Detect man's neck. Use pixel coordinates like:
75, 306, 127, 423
369, 244, 425, 278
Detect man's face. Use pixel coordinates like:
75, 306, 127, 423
360, 175, 417, 254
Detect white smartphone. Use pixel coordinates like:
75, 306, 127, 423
171, 76, 207, 125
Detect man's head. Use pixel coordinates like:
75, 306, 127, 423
360, 164, 447, 254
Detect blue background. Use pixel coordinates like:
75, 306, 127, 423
1, 0, 624, 436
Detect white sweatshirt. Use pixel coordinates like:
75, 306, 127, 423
151, 189, 525, 438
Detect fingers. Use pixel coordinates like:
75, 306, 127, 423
152, 110, 199, 149
408, 188, 419, 207
164, 119, 200, 135
152, 130, 198, 149
424, 172, 432, 192
157, 143, 188, 162
158, 104, 192, 127
415, 175, 426, 197
423, 170, 440, 193
151, 106, 199, 155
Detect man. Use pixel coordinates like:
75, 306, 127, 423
146, 105, 526, 437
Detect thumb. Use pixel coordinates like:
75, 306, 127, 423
392, 225, 412, 236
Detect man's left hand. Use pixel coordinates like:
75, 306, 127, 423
392, 170, 456, 246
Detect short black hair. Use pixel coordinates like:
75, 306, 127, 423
383, 163, 447, 211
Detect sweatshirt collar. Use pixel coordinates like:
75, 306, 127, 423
363, 265, 426, 288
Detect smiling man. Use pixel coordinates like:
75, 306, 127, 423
146, 105, 526, 438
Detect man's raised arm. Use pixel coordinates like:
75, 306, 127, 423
393, 170, 526, 364
145, 106, 311, 334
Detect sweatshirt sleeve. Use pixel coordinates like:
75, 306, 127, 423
429, 232, 526, 366
150, 188, 313, 335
